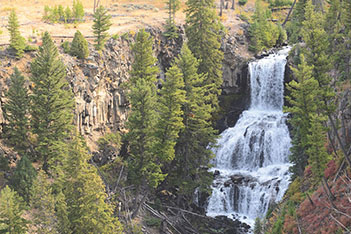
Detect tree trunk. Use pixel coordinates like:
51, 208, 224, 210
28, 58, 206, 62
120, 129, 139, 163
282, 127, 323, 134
231, 0, 235, 9
282, 0, 297, 26
132, 191, 148, 219
219, 0, 224, 16
306, 193, 314, 206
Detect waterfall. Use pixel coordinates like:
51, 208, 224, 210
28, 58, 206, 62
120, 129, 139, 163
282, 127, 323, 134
206, 47, 292, 227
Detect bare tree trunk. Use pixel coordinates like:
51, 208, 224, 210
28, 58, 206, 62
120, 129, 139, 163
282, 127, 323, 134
306, 193, 314, 206
219, 0, 224, 16
323, 177, 335, 200
231, 0, 235, 9
282, 0, 297, 26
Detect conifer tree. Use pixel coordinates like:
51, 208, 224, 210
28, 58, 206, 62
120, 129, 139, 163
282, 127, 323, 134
30, 170, 59, 234
63, 135, 122, 234
54, 191, 70, 234
10, 155, 37, 203
70, 30, 89, 59
72, 0, 84, 21
3, 68, 30, 155
0, 186, 28, 234
285, 54, 320, 178
155, 64, 185, 166
164, 0, 181, 38
30, 32, 74, 171
7, 10, 26, 57
92, 6, 112, 51
170, 44, 216, 201
185, 0, 224, 111
301, 0, 334, 113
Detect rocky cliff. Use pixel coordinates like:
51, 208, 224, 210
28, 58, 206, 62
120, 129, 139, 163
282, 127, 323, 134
0, 26, 251, 146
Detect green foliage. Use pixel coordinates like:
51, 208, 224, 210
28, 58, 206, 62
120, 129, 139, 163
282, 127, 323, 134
72, 0, 84, 21
239, 0, 248, 5
249, 0, 280, 52
24, 44, 38, 52
254, 217, 262, 234
30, 170, 59, 234
54, 191, 70, 234
43, 1, 83, 24
168, 44, 217, 200
285, 0, 307, 43
7, 10, 26, 57
271, 216, 284, 234
185, 0, 224, 111
145, 216, 161, 227
164, 0, 180, 38
3, 68, 30, 154
30, 32, 74, 171
61, 41, 70, 53
63, 135, 123, 233
155, 64, 185, 165
0, 186, 29, 234
10, 155, 37, 203
97, 132, 121, 152
268, 0, 293, 8
0, 154, 10, 172
70, 30, 89, 59
92, 6, 112, 51
127, 29, 171, 199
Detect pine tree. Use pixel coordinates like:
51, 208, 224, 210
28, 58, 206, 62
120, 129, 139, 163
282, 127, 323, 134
254, 217, 262, 234
7, 10, 26, 57
155, 64, 185, 166
169, 44, 217, 202
10, 155, 37, 203
285, 54, 320, 178
92, 6, 112, 51
0, 185, 29, 234
63, 135, 123, 234
30, 32, 74, 171
164, 0, 181, 38
286, 0, 307, 43
54, 191, 70, 234
30, 170, 59, 234
185, 0, 224, 111
301, 0, 334, 113
70, 30, 89, 59
306, 115, 330, 181
3, 67, 30, 155
72, 0, 84, 21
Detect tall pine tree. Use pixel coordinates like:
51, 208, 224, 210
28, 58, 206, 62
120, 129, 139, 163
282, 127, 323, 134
63, 135, 122, 234
3, 67, 30, 155
169, 44, 217, 203
164, 0, 181, 38
7, 10, 26, 57
0, 186, 29, 234
185, 0, 224, 111
30, 32, 74, 171
92, 6, 112, 51
10, 155, 37, 203
155, 64, 185, 167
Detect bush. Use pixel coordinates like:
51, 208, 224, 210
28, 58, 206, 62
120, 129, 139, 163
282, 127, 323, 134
97, 132, 121, 151
61, 41, 70, 53
24, 44, 38, 52
239, 0, 248, 5
145, 217, 161, 227
70, 30, 89, 59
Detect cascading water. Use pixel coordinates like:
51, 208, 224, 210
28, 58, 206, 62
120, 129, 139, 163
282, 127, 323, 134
206, 47, 292, 227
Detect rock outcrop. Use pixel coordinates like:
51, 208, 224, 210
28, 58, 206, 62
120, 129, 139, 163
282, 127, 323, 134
0, 26, 251, 144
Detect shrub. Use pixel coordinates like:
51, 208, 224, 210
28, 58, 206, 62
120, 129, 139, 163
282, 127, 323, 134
61, 41, 70, 53
145, 217, 161, 227
239, 0, 248, 5
70, 30, 89, 59
97, 132, 121, 151
24, 44, 38, 52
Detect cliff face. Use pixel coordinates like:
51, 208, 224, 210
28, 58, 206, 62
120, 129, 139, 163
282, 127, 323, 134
0, 27, 251, 145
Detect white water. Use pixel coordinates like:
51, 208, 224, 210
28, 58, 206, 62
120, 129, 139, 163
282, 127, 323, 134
206, 47, 292, 227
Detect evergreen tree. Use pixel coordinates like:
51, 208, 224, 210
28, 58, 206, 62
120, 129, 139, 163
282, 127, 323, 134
169, 44, 216, 202
64, 6, 72, 23
72, 0, 84, 21
254, 217, 262, 234
7, 10, 26, 57
63, 135, 123, 234
285, 54, 320, 178
92, 6, 112, 51
164, 0, 181, 38
30, 32, 74, 171
30, 170, 59, 234
306, 115, 330, 181
286, 0, 306, 43
3, 67, 30, 155
155, 64, 185, 166
301, 0, 334, 113
185, 0, 224, 111
54, 191, 70, 234
0, 185, 28, 234
10, 155, 37, 203
70, 30, 89, 59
